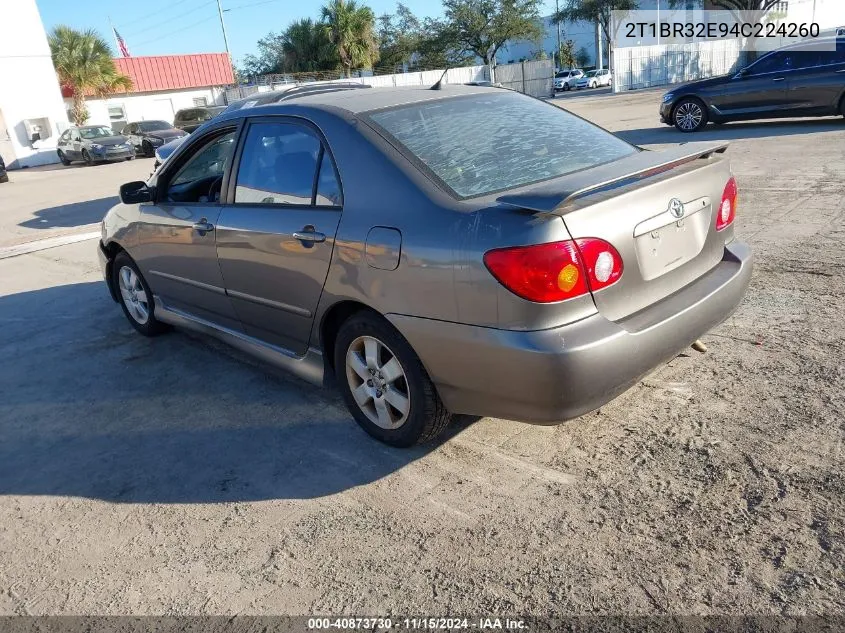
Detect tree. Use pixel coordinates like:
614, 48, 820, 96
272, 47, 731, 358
282, 18, 335, 72
48, 26, 132, 125
552, 0, 639, 70
320, 0, 379, 76
377, 3, 423, 70
575, 45, 590, 67
442, 0, 544, 67
560, 39, 576, 68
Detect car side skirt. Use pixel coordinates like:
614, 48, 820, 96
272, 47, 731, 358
153, 296, 326, 386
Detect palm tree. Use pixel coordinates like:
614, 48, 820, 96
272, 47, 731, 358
320, 0, 379, 77
48, 26, 133, 125
282, 18, 335, 72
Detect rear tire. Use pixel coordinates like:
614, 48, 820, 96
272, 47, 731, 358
57, 150, 71, 166
113, 251, 168, 337
334, 311, 451, 447
673, 97, 708, 132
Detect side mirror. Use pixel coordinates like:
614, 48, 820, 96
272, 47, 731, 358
736, 68, 749, 78
120, 181, 153, 205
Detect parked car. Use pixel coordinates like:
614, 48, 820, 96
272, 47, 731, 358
0, 154, 7, 183
99, 84, 752, 447
173, 106, 227, 133
575, 69, 612, 89
56, 126, 134, 165
153, 136, 187, 172
660, 37, 845, 132
554, 69, 584, 91
122, 120, 187, 157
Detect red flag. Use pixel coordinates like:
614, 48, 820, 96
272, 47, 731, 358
113, 28, 130, 57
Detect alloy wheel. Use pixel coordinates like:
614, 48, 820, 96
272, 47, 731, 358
675, 101, 704, 131
118, 265, 150, 325
345, 335, 410, 430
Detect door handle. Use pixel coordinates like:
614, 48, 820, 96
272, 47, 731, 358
293, 228, 326, 243
772, 77, 785, 82
192, 220, 214, 233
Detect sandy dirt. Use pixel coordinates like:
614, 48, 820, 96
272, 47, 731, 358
0, 91, 843, 617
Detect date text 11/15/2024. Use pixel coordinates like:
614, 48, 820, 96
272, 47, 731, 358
307, 617, 527, 630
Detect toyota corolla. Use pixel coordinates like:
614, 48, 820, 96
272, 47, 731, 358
98, 84, 752, 447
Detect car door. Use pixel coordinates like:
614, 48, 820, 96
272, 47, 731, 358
785, 47, 845, 115
215, 117, 343, 355
69, 130, 84, 159
123, 123, 138, 151
712, 50, 792, 118
132, 124, 243, 330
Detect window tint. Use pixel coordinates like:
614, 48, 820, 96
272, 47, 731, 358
368, 92, 636, 198
166, 130, 236, 204
790, 49, 835, 69
316, 151, 342, 206
234, 122, 320, 206
748, 51, 792, 75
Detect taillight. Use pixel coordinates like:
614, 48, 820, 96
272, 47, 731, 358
716, 176, 738, 231
483, 238, 622, 303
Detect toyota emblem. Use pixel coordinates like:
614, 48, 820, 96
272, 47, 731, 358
668, 198, 685, 219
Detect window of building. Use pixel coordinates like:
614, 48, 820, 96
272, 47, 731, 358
193, 97, 209, 107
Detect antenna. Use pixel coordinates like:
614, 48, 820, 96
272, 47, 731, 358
430, 67, 450, 90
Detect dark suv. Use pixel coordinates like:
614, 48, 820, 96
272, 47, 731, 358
173, 106, 226, 133
661, 37, 845, 132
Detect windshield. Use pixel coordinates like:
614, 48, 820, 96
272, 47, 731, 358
79, 126, 113, 139
367, 91, 636, 199
138, 121, 171, 132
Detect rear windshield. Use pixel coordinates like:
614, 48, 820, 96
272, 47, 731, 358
367, 91, 636, 198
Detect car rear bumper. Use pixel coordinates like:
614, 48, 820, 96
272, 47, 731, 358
389, 240, 753, 424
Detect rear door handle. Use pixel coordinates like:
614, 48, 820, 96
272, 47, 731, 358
192, 220, 214, 233
293, 229, 326, 243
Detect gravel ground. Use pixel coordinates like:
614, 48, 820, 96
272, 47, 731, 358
0, 91, 843, 617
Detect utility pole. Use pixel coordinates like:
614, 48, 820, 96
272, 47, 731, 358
555, 0, 563, 69
596, 19, 603, 69
216, 0, 231, 57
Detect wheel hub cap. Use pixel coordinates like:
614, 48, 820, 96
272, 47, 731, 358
676, 103, 703, 130
118, 265, 149, 325
345, 335, 410, 430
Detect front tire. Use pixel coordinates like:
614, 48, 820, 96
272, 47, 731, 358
142, 141, 154, 158
113, 251, 168, 337
82, 149, 93, 165
334, 312, 451, 447
673, 97, 708, 132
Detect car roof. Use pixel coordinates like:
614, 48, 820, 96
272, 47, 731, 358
219, 83, 508, 119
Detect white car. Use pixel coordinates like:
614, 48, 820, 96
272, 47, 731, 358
553, 69, 584, 92
575, 69, 612, 89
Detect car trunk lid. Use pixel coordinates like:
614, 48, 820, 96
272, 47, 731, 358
497, 141, 734, 322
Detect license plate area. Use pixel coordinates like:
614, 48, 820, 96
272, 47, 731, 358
633, 197, 710, 281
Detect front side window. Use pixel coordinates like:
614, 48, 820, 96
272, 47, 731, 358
367, 91, 637, 198
747, 51, 792, 75
234, 122, 322, 206
166, 130, 236, 204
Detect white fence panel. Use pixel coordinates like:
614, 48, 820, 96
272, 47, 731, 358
612, 39, 750, 92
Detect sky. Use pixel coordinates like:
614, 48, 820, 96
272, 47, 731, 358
36, 0, 560, 68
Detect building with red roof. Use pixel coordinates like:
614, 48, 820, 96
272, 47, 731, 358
62, 53, 234, 133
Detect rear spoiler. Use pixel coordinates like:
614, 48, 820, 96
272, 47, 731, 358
496, 141, 728, 215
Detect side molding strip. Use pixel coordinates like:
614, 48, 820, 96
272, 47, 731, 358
153, 297, 325, 386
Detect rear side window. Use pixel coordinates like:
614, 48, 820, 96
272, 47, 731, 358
367, 91, 636, 198
234, 122, 321, 206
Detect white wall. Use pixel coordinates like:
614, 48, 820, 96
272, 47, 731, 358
0, 0, 70, 168
69, 87, 226, 131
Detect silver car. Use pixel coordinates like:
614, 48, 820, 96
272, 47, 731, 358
99, 84, 752, 447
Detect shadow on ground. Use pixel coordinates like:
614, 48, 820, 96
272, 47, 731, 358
0, 282, 459, 503
18, 196, 118, 230
616, 117, 845, 146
